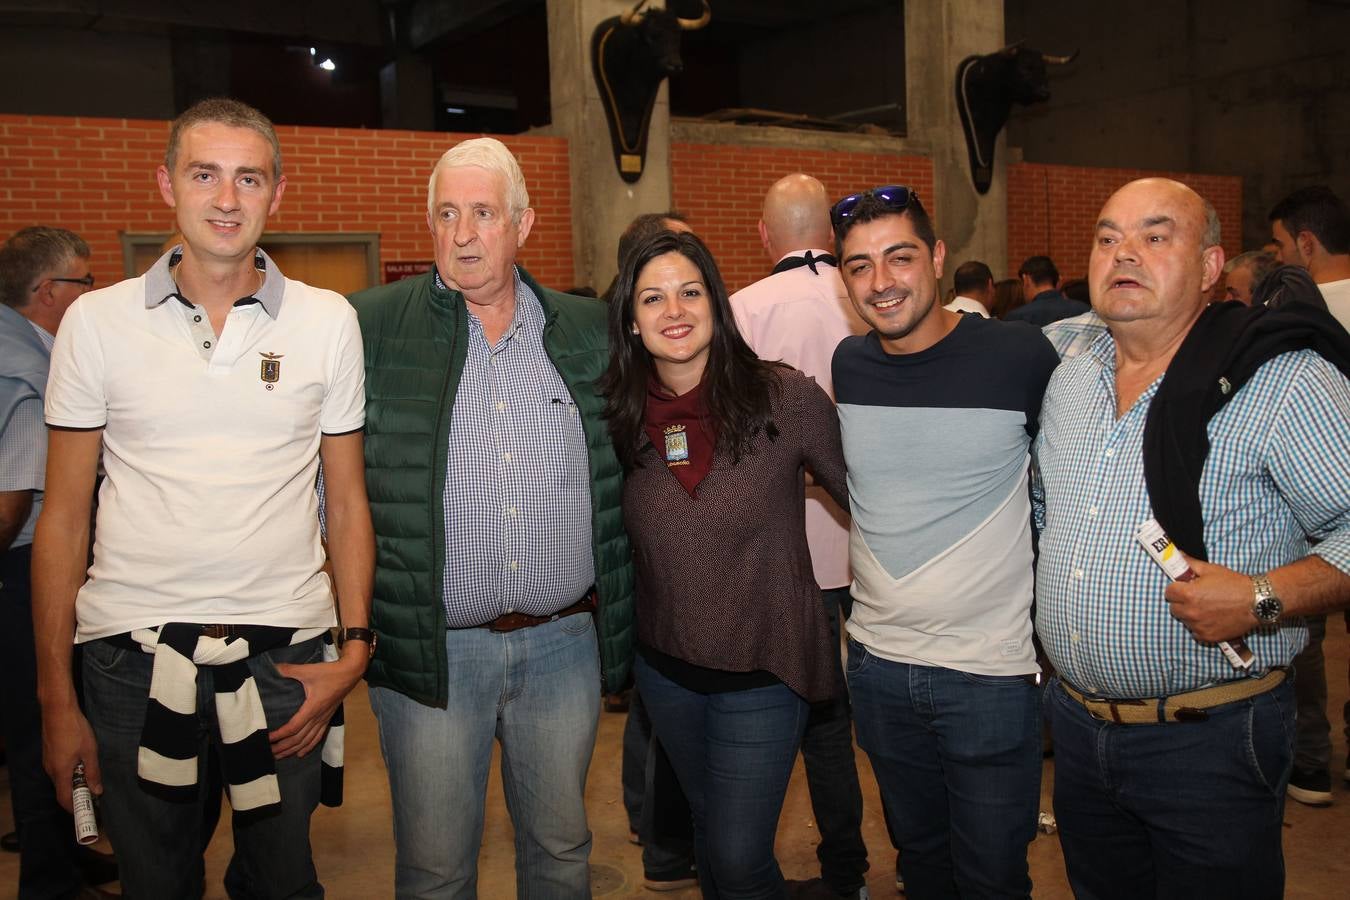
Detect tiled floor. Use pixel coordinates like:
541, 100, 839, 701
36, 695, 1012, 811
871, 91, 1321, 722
3, 630, 1347, 898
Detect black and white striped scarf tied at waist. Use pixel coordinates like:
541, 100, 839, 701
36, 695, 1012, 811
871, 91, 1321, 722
107, 623, 345, 814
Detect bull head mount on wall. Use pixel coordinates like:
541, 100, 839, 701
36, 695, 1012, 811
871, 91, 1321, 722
591, 0, 711, 183
955, 43, 1077, 194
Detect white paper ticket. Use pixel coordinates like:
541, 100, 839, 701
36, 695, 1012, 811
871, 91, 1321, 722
1135, 518, 1255, 670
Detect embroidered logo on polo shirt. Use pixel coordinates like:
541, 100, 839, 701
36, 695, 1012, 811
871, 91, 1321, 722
260, 352, 284, 390
663, 424, 689, 466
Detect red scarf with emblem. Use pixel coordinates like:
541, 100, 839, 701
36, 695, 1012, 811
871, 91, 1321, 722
642, 377, 717, 497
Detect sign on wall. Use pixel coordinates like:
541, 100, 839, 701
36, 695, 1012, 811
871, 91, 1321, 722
383, 261, 433, 283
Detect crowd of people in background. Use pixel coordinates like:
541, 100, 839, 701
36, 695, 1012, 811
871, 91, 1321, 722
2, 97, 1348, 900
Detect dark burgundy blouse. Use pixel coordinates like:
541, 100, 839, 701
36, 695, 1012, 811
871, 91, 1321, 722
623, 367, 849, 702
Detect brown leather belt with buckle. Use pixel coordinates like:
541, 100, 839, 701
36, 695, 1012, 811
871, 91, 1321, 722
1061, 669, 1287, 724
200, 624, 244, 639
479, 592, 597, 634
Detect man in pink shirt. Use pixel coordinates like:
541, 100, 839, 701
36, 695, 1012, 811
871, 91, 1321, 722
731, 173, 872, 900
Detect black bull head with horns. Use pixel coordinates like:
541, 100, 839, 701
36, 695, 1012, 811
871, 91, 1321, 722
591, 0, 710, 183
955, 43, 1078, 194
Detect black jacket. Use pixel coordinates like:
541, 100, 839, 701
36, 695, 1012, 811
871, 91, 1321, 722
1143, 301, 1350, 559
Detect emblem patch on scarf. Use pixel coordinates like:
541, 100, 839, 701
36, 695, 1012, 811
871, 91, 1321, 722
663, 424, 689, 466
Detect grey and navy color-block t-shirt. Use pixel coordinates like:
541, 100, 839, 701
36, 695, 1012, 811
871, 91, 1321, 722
832, 313, 1060, 675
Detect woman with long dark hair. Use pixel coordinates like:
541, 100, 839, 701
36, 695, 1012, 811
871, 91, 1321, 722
599, 230, 848, 898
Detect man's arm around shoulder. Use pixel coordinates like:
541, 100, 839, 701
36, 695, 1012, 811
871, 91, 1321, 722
34, 427, 103, 811
269, 430, 375, 760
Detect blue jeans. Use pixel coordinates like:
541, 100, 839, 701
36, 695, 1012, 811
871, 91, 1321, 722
83, 634, 326, 900
621, 686, 695, 876
846, 641, 1041, 900
799, 587, 868, 894
634, 655, 807, 900
1046, 677, 1295, 899
369, 614, 601, 899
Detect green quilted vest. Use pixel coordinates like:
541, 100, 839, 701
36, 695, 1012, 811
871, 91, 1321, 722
349, 269, 634, 708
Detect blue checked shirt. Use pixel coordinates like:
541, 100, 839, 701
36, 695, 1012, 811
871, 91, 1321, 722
1041, 310, 1108, 361
440, 270, 595, 627
0, 321, 54, 548
1032, 331, 1350, 698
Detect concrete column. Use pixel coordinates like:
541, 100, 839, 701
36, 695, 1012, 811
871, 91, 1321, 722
905, 0, 1007, 283
380, 55, 435, 132
546, 0, 674, 292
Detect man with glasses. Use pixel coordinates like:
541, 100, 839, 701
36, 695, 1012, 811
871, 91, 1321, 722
829, 187, 1059, 898
0, 226, 110, 899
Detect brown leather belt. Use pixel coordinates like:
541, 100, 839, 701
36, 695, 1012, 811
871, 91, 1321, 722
480, 592, 597, 634
200, 624, 245, 639
1061, 669, 1286, 724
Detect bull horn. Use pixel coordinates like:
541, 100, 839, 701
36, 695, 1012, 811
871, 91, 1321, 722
1042, 49, 1079, 65
620, 0, 649, 25
677, 0, 711, 30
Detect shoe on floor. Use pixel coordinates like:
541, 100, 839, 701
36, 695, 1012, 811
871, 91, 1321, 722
1287, 765, 1333, 806
1, 830, 18, 853
644, 865, 698, 892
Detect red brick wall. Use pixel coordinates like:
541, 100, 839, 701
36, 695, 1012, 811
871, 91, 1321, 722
0, 115, 574, 288
1007, 162, 1243, 281
671, 142, 935, 293
2, 115, 1243, 298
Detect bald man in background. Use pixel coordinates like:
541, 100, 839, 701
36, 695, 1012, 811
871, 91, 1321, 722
732, 174, 871, 900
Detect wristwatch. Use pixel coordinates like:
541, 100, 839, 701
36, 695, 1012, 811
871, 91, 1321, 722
1250, 575, 1283, 625
338, 627, 378, 658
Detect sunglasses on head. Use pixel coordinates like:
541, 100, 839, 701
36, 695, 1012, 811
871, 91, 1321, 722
830, 185, 918, 229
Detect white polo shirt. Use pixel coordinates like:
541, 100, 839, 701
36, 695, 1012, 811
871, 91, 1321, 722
45, 248, 365, 642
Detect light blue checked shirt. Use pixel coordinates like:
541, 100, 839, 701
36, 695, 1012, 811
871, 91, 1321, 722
1033, 330, 1350, 698
1042, 310, 1108, 361
440, 270, 594, 628
0, 320, 54, 548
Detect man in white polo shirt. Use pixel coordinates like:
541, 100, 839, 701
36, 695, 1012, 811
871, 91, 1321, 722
33, 98, 374, 899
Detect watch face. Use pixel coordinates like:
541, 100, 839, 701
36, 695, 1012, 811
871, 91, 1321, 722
1254, 596, 1282, 624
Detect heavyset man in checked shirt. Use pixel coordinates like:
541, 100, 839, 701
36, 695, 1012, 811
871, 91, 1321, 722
1034, 177, 1350, 897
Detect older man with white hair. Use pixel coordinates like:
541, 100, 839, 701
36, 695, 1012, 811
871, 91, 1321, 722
349, 137, 634, 897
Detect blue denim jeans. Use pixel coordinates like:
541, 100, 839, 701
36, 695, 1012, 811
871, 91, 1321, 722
1046, 677, 1295, 899
846, 641, 1041, 900
634, 655, 807, 900
799, 587, 868, 894
368, 614, 601, 899
82, 634, 326, 900
621, 685, 695, 876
